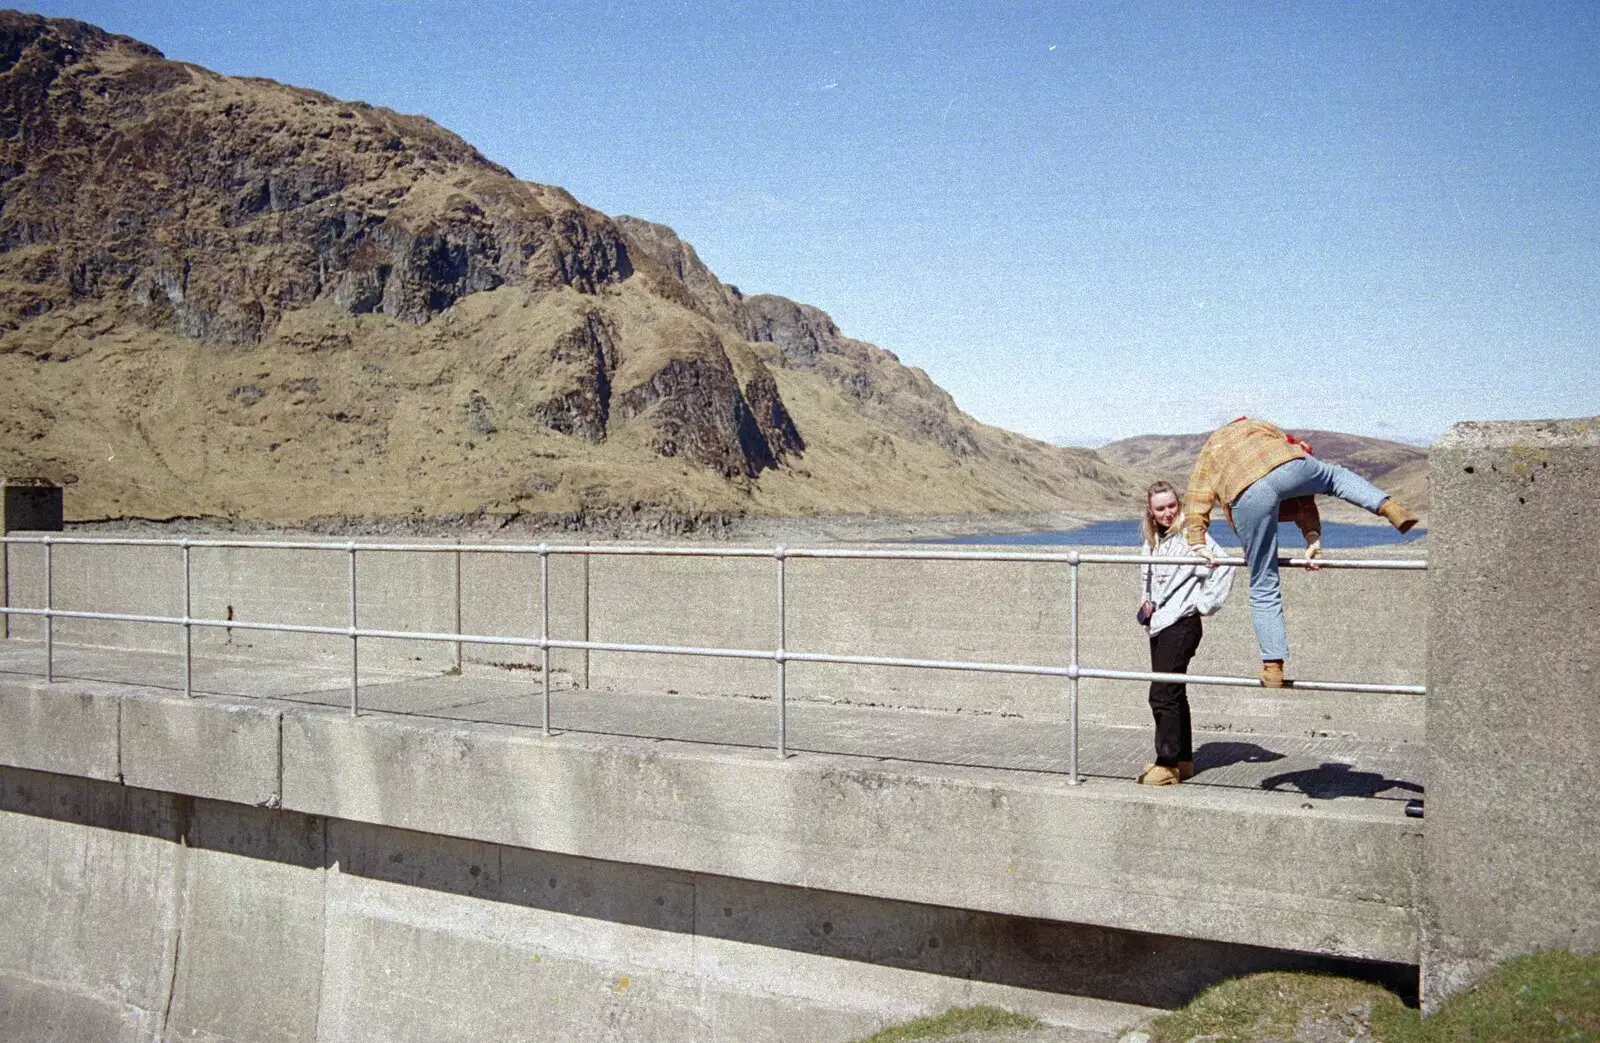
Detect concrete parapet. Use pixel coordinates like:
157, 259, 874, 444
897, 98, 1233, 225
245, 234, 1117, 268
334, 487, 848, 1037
1, 538, 590, 682
5, 532, 1422, 732
282, 705, 1421, 963
121, 690, 282, 808
0, 676, 120, 781
586, 544, 1425, 726
1422, 416, 1600, 1004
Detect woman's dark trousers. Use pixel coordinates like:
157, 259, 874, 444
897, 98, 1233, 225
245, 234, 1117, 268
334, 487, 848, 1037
1148, 614, 1202, 767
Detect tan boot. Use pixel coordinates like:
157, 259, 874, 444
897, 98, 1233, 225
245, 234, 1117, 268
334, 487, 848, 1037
1137, 763, 1180, 786
1378, 498, 1418, 534
1178, 760, 1195, 781
1260, 660, 1286, 688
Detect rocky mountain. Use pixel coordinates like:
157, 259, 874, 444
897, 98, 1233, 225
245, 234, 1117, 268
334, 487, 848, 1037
0, 12, 1142, 527
1098, 429, 1430, 517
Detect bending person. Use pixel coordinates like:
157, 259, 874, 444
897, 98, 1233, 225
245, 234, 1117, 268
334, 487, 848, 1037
1136, 481, 1234, 787
1183, 417, 1417, 688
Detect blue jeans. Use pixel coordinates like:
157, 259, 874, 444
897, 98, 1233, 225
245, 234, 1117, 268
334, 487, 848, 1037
1232, 456, 1390, 661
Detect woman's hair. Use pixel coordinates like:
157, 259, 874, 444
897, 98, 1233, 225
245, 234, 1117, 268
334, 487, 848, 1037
1142, 480, 1181, 549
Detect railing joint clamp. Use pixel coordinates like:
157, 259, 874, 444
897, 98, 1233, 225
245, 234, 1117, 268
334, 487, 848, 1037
774, 544, 787, 560
1066, 550, 1080, 565
774, 648, 787, 663
1066, 664, 1080, 680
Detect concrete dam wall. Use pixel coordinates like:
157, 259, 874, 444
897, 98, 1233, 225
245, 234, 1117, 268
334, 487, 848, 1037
0, 417, 1595, 1040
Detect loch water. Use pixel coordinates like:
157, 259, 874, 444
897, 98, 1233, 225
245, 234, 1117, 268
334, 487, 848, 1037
925, 519, 1427, 549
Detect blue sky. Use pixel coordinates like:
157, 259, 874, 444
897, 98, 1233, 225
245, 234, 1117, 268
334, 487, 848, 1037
26, 1, 1600, 445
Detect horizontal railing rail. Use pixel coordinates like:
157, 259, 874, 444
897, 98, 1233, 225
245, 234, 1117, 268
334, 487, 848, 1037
0, 534, 1426, 782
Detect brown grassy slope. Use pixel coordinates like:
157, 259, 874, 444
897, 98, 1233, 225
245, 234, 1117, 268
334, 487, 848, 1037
0, 287, 1136, 525
0, 12, 1143, 525
1098, 428, 1430, 518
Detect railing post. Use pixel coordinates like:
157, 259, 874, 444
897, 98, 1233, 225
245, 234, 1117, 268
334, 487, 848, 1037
2, 538, 9, 641
347, 543, 358, 717
540, 544, 551, 736
44, 538, 53, 683
775, 545, 787, 759
1067, 551, 1081, 785
182, 540, 193, 698
452, 541, 463, 673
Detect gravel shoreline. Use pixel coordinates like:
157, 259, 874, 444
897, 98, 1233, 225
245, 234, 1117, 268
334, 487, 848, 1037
60, 508, 1134, 545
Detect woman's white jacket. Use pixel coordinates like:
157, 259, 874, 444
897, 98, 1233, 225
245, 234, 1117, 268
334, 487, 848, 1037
1141, 530, 1235, 636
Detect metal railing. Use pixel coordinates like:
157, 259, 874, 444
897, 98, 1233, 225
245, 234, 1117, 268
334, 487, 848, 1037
0, 535, 1426, 783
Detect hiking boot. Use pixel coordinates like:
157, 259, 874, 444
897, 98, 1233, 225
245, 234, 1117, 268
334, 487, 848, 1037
1260, 661, 1286, 688
1137, 763, 1180, 786
1378, 499, 1418, 534
1178, 760, 1195, 780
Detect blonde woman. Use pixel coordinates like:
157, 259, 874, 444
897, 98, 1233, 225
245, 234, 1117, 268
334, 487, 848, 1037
1136, 481, 1234, 786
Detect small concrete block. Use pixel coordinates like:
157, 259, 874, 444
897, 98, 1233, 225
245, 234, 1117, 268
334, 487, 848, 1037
0, 678, 120, 780
121, 691, 281, 807
1, 482, 63, 533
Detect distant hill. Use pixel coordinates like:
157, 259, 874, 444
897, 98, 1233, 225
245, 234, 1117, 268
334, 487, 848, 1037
1098, 429, 1430, 519
0, 12, 1144, 527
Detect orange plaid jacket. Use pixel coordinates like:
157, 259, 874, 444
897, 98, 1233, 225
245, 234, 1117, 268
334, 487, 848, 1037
1183, 418, 1321, 545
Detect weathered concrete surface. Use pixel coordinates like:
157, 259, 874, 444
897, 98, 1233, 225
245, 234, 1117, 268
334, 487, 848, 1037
0, 677, 120, 780
1422, 416, 1600, 1006
0, 641, 1428, 793
169, 801, 329, 1043
1, 765, 1414, 1043
121, 689, 282, 807
0, 653, 1423, 964
282, 708, 1421, 963
0, 769, 180, 1043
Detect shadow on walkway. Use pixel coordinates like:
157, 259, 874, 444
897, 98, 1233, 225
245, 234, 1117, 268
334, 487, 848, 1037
1192, 740, 1288, 774
1259, 762, 1425, 801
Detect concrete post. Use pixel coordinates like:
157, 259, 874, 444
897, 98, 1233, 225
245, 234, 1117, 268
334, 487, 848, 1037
1422, 417, 1600, 1006
2, 480, 64, 640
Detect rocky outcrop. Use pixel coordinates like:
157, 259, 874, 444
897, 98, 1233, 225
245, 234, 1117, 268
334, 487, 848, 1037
614, 215, 752, 337
0, 11, 632, 344
743, 294, 980, 458
526, 310, 618, 443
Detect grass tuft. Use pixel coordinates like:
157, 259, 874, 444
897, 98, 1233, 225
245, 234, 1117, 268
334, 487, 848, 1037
839, 952, 1599, 1043
1143, 950, 1600, 1043
1418, 949, 1600, 1043
849, 1004, 1040, 1043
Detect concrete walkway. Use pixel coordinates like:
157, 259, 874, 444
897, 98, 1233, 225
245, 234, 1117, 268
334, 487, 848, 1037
0, 640, 1424, 805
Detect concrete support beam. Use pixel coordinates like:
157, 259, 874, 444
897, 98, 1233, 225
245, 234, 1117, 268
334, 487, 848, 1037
121, 691, 282, 808
282, 708, 1421, 963
1422, 417, 1600, 1004
0, 678, 120, 781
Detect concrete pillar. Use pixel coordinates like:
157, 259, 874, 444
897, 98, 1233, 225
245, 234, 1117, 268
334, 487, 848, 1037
2, 480, 63, 640
1422, 417, 1600, 1006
